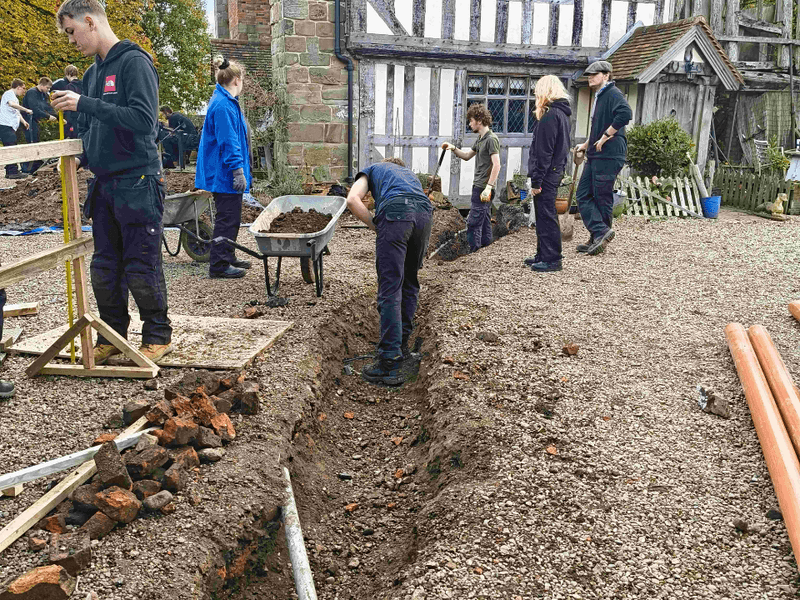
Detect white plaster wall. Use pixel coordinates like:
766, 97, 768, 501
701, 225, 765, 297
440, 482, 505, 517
507, 1, 522, 44
414, 67, 431, 136
576, 87, 592, 138
412, 147, 428, 173
460, 153, 476, 195
507, 147, 523, 182
395, 0, 413, 34
637, 2, 656, 25
374, 63, 387, 136
558, 4, 574, 46
425, 0, 443, 37
532, 3, 549, 44
609, 1, 628, 46
480, 0, 497, 42
366, 3, 393, 34
454, 1, 469, 40
393, 65, 405, 143
439, 69, 455, 138
583, 0, 602, 46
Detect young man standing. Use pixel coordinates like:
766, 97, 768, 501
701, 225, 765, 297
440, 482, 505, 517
51, 65, 83, 138
52, 0, 172, 364
444, 103, 501, 253
0, 79, 32, 179
574, 61, 632, 256
22, 77, 57, 173
346, 158, 433, 386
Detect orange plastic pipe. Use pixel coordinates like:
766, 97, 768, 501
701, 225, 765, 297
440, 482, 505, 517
725, 323, 800, 567
790, 300, 800, 323
749, 325, 800, 459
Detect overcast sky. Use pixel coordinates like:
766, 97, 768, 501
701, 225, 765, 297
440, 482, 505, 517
204, 0, 216, 37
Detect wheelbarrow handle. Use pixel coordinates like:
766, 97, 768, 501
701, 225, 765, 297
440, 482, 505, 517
211, 235, 264, 260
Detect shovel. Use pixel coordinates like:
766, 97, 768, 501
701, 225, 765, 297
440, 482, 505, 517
559, 149, 583, 241
426, 143, 448, 197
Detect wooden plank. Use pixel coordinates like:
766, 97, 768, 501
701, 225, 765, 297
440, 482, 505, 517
89, 314, 158, 370
496, 0, 509, 44
429, 68, 441, 173
1, 485, 23, 498
599, 0, 612, 47
450, 69, 466, 201
352, 0, 367, 32
25, 315, 92, 378
412, 0, 425, 36
359, 61, 376, 171
717, 35, 799, 45
2, 303, 38, 317
627, 179, 641, 216
385, 64, 395, 158
0, 139, 82, 167
522, 0, 533, 44
367, 0, 410, 36
724, 0, 740, 62
0, 238, 94, 289
671, 187, 684, 217
628, 178, 703, 217
470, 0, 481, 41
441, 0, 455, 39
0, 427, 157, 491
497, 145, 509, 193
572, 0, 583, 45
676, 177, 688, 214
1, 328, 22, 351
39, 364, 158, 378
548, 0, 559, 46
402, 66, 415, 167
0, 416, 149, 555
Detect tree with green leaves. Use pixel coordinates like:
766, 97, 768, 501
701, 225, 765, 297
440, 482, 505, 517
142, 0, 212, 113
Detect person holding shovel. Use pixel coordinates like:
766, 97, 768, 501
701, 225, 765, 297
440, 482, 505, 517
574, 61, 632, 256
523, 76, 572, 273
345, 157, 433, 386
52, 0, 173, 364
444, 103, 500, 253
0, 79, 32, 180
195, 56, 252, 279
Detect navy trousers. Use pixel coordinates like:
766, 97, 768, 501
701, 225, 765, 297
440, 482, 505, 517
533, 171, 563, 263
576, 158, 625, 240
0, 125, 19, 177
210, 192, 243, 274
467, 186, 494, 252
23, 120, 42, 173
89, 175, 172, 346
375, 205, 432, 361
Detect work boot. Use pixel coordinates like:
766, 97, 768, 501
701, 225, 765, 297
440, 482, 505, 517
576, 237, 593, 253
210, 265, 246, 279
530, 260, 563, 272
523, 254, 541, 266
587, 229, 615, 256
0, 380, 15, 399
231, 259, 252, 269
362, 357, 404, 386
93, 344, 122, 365
139, 343, 173, 363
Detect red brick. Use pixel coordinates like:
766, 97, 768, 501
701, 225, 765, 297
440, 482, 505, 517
122, 400, 150, 426
71, 482, 102, 513
319, 37, 335, 52
286, 67, 310, 83
80, 512, 116, 540
171, 391, 218, 427
287, 123, 325, 142
146, 400, 174, 425
37, 515, 67, 534
295, 20, 316, 35
234, 382, 261, 415
92, 433, 117, 445
324, 124, 346, 144
94, 487, 141, 524
1, 565, 75, 599
160, 416, 199, 446
194, 426, 223, 449
309, 3, 328, 20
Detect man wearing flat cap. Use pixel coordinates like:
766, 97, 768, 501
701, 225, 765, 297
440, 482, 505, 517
574, 60, 632, 256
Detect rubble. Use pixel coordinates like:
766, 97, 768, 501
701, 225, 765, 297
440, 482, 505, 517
0, 565, 76, 599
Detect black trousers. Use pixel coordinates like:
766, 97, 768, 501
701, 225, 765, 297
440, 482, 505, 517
23, 120, 42, 173
0, 125, 19, 176
210, 192, 243, 274
89, 175, 172, 345
533, 170, 564, 263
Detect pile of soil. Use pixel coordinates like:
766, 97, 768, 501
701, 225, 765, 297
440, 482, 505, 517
263, 207, 331, 234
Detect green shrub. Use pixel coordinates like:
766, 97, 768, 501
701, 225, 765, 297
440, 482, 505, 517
265, 161, 304, 197
627, 117, 695, 178
764, 136, 789, 174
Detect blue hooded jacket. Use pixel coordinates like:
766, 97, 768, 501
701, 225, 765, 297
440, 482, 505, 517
195, 84, 251, 194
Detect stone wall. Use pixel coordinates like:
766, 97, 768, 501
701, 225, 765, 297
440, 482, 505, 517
215, 0, 230, 38
229, 0, 271, 42
271, 0, 351, 182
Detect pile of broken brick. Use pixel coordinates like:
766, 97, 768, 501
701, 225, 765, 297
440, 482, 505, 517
0, 370, 262, 600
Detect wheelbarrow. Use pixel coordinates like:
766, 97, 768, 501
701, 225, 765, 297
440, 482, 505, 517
161, 190, 215, 262
207, 195, 347, 297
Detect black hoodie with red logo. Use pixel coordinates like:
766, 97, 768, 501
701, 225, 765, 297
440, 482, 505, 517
75, 40, 161, 178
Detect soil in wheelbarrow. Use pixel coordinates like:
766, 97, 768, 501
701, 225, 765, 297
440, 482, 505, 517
262, 207, 332, 234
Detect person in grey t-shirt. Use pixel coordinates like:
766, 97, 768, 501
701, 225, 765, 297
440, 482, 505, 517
444, 103, 501, 252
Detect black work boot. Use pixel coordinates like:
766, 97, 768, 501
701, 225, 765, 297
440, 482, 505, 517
0, 380, 15, 399
576, 237, 593, 253
362, 357, 404, 386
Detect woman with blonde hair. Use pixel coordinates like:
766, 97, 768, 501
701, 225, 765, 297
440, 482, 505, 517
196, 56, 252, 278
523, 75, 571, 272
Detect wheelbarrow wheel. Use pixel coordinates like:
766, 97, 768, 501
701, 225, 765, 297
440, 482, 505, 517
300, 257, 314, 284
180, 220, 214, 263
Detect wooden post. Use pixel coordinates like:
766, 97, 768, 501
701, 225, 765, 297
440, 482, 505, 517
522, 0, 533, 44
572, 0, 583, 45
450, 69, 466, 204
441, 0, 455, 40
412, 0, 425, 37
359, 60, 376, 171
495, 0, 509, 44
548, 0, 559, 46
385, 64, 395, 158
402, 66, 415, 167
470, 0, 481, 41
724, 0, 740, 62
429, 68, 441, 173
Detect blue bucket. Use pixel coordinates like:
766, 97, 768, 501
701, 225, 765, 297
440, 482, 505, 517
519, 189, 528, 201
701, 195, 721, 219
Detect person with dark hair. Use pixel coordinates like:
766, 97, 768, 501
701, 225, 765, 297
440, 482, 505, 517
574, 60, 632, 256
160, 105, 199, 168
51, 65, 83, 138
22, 77, 57, 172
345, 157, 433, 386
0, 79, 32, 179
52, 0, 173, 364
195, 56, 252, 279
443, 103, 500, 252
523, 75, 572, 272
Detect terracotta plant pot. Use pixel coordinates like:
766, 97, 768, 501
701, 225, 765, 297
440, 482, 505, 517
555, 198, 569, 214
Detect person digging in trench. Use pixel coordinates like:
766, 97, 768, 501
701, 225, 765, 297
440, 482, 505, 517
52, 0, 173, 365
345, 157, 433, 386
443, 103, 501, 253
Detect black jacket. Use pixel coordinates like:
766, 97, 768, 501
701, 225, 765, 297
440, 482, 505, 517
168, 112, 197, 136
75, 40, 161, 178
527, 99, 571, 189
587, 82, 633, 161
22, 88, 56, 124
51, 79, 83, 132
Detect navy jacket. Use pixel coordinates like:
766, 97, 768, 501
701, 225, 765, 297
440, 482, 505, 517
168, 112, 197, 136
527, 99, 571, 189
75, 40, 161, 178
22, 88, 56, 124
195, 84, 251, 194
587, 82, 633, 161
355, 162, 432, 217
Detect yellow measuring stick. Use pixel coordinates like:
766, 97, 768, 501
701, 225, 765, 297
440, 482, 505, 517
58, 110, 77, 363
